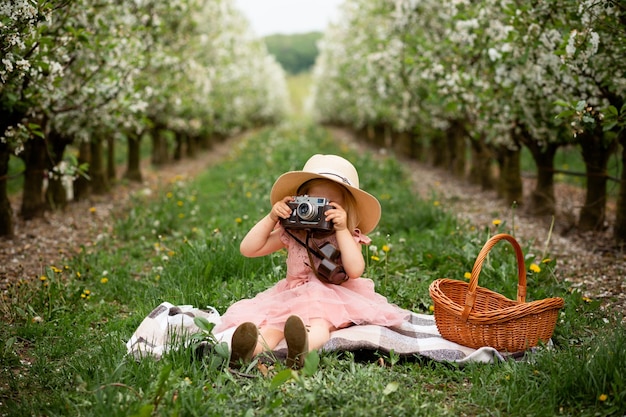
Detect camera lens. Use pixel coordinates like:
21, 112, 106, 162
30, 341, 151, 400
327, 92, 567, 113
297, 202, 317, 221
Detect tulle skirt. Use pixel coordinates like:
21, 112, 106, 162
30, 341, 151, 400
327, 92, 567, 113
214, 277, 410, 333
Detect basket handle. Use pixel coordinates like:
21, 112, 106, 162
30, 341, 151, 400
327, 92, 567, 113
461, 233, 527, 321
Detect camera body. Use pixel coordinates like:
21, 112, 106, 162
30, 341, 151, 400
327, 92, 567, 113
317, 242, 348, 284
280, 195, 334, 232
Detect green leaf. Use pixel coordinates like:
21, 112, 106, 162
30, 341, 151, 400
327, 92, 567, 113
553, 99, 571, 108
301, 350, 320, 376
193, 316, 215, 333
270, 369, 294, 389
383, 381, 399, 395
555, 110, 575, 120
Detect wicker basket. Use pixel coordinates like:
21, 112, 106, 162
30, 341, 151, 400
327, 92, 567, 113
429, 233, 564, 352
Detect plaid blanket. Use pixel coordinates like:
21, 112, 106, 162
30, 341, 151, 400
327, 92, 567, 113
126, 302, 505, 364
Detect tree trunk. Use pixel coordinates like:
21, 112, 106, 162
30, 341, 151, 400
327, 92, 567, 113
373, 125, 387, 148
614, 133, 626, 243
45, 130, 73, 211
174, 136, 183, 161
20, 138, 48, 220
469, 136, 495, 190
125, 133, 143, 182
447, 120, 466, 178
496, 145, 523, 207
392, 130, 412, 159
524, 140, 559, 216
0, 142, 14, 237
431, 131, 448, 168
198, 131, 212, 150
151, 126, 169, 166
186, 133, 198, 158
106, 136, 116, 181
411, 128, 424, 162
74, 141, 91, 201
90, 138, 109, 194
578, 126, 615, 231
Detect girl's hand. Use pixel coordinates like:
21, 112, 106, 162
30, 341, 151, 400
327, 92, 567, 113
325, 202, 348, 231
270, 196, 294, 222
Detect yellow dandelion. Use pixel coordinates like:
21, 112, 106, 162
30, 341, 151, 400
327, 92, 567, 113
598, 394, 608, 402
582, 296, 592, 303
166, 192, 173, 199
84, 289, 90, 295
178, 213, 185, 219
235, 217, 243, 224
81, 293, 86, 299
382, 245, 391, 253
89, 207, 96, 214
39, 275, 47, 282
379, 193, 391, 201
428, 305, 435, 312
504, 375, 510, 381
168, 251, 175, 257
529, 263, 541, 273
76, 271, 81, 278
100, 277, 109, 284
464, 272, 472, 280
64, 265, 69, 270
371, 255, 380, 262
433, 201, 440, 207
492, 219, 502, 226
542, 258, 552, 264
51, 266, 62, 274
245, 191, 252, 198
177, 200, 184, 207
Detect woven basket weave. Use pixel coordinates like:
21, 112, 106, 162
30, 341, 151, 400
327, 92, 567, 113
429, 233, 564, 352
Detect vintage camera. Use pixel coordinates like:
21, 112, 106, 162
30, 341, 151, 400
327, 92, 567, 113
280, 195, 334, 232
316, 242, 348, 284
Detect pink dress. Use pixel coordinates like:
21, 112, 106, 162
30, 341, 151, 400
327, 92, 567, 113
214, 227, 410, 333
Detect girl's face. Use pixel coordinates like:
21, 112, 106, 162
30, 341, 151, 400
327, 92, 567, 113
304, 181, 346, 206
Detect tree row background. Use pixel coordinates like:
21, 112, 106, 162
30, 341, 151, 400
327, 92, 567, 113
3, 0, 626, 246
0, 0, 289, 238
309, 0, 626, 244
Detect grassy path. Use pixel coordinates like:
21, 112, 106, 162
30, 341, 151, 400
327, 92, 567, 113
0, 123, 623, 416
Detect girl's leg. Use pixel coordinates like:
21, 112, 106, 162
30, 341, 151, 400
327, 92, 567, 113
307, 318, 334, 350
284, 316, 334, 368
254, 327, 283, 355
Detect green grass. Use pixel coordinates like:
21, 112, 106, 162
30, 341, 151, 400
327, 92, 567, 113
1, 121, 624, 416
286, 72, 313, 120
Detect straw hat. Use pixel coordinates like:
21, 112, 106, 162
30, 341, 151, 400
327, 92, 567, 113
270, 154, 381, 234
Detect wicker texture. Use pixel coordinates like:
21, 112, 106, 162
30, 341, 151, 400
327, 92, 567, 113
429, 233, 564, 352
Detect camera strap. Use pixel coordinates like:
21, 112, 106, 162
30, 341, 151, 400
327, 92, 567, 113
284, 228, 339, 283
284, 228, 325, 262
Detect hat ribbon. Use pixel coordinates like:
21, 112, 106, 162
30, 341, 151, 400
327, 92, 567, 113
317, 172, 352, 186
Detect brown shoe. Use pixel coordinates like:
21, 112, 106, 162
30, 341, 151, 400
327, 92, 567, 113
230, 322, 258, 367
284, 315, 309, 369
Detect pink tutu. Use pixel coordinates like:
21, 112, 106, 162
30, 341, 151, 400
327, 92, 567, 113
214, 227, 410, 333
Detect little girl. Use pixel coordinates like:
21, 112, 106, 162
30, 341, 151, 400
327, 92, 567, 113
214, 154, 410, 368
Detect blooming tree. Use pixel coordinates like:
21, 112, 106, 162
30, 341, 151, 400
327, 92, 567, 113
0, 0, 288, 237
311, 0, 626, 242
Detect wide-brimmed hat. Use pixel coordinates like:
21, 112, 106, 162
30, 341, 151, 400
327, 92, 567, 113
270, 154, 381, 234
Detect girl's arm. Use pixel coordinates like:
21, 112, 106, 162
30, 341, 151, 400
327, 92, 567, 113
335, 228, 365, 279
240, 196, 292, 257
325, 202, 365, 279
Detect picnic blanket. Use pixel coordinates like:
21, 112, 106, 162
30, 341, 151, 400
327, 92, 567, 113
126, 302, 508, 364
